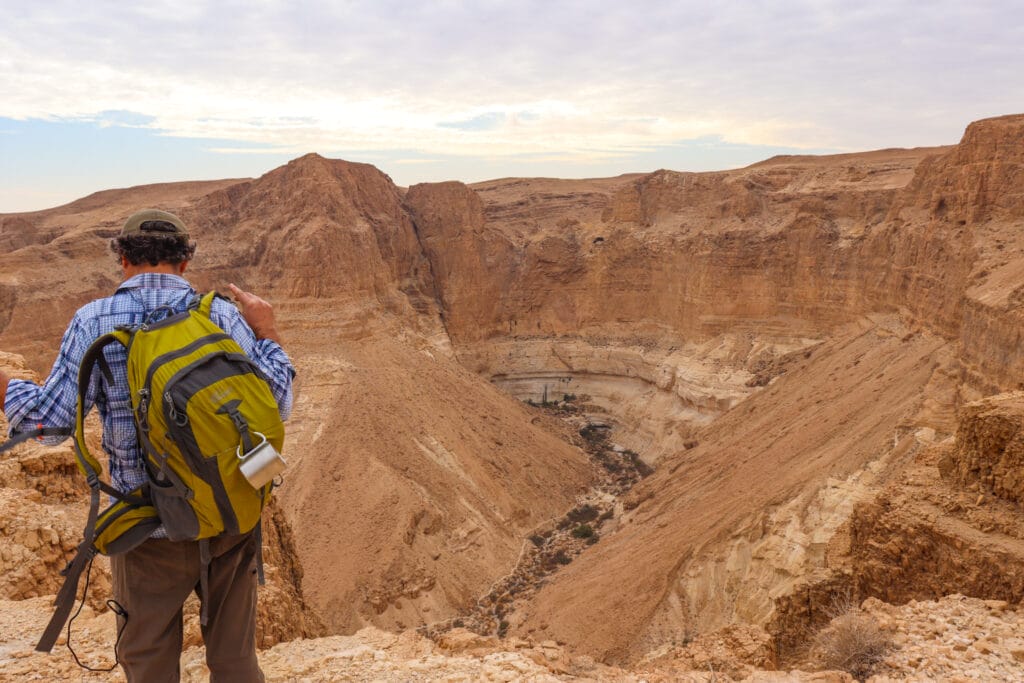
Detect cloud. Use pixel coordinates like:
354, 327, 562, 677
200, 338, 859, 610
1, 0, 1021, 168
439, 112, 507, 131
94, 110, 157, 128
203, 146, 295, 155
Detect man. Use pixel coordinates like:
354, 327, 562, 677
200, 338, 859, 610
0, 209, 294, 682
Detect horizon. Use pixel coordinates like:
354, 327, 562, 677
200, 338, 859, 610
0, 138, 964, 216
2, 1, 1022, 213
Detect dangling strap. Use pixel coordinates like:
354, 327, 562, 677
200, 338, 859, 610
0, 427, 73, 455
37, 332, 131, 653
65, 557, 128, 672
198, 539, 212, 626
36, 485, 101, 652
217, 400, 255, 454
41, 483, 155, 656
255, 521, 266, 586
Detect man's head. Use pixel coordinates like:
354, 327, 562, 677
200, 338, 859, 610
111, 209, 196, 272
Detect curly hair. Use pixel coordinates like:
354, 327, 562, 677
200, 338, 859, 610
110, 232, 197, 266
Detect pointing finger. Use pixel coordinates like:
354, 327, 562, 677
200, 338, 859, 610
227, 283, 251, 303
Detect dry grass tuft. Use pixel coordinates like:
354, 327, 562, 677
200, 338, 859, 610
812, 594, 891, 681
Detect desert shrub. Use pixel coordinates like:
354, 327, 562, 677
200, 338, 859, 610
567, 504, 600, 523
540, 548, 574, 570
624, 450, 654, 477
812, 598, 891, 681
571, 524, 594, 539
579, 424, 610, 444
529, 534, 546, 547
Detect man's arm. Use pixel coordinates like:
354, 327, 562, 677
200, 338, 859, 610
0, 368, 9, 414
218, 284, 295, 420
2, 313, 91, 441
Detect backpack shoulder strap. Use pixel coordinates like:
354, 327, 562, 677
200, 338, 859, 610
72, 333, 128, 480
192, 291, 219, 319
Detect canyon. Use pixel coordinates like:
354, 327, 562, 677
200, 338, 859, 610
0, 113, 1023, 680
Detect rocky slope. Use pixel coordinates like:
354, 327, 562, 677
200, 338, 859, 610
515, 315, 958, 660
2, 591, 1022, 681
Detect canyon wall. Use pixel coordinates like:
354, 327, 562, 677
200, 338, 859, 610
403, 114, 1019, 375
485, 116, 1022, 659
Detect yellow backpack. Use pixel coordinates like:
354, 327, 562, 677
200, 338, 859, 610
37, 292, 285, 655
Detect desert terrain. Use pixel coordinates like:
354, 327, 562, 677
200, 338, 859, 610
0, 113, 1023, 680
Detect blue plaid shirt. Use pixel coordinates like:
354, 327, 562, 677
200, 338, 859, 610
4, 273, 295, 500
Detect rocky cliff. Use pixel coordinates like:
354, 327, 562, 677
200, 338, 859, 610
481, 116, 1024, 659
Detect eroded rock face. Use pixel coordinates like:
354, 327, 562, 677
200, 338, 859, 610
515, 317, 956, 661
945, 392, 1024, 504
395, 120, 1019, 470
768, 394, 1024, 660
255, 498, 327, 646
191, 154, 438, 309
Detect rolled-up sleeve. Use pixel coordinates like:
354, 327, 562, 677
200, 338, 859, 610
248, 338, 296, 420
210, 298, 296, 421
4, 312, 96, 444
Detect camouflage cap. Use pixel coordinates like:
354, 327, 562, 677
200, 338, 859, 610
120, 209, 190, 239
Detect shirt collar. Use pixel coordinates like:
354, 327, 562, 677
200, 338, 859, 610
116, 273, 193, 292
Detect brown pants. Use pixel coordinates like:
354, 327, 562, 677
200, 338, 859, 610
110, 532, 265, 683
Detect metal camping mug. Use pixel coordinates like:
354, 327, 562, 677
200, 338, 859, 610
237, 432, 286, 488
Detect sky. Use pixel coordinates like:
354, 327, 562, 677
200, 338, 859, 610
1, 1, 1021, 213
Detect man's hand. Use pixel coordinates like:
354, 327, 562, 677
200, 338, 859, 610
227, 284, 283, 345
